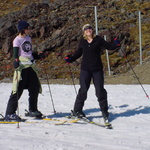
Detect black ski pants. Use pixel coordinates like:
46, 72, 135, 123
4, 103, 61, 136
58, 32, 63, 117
5, 67, 40, 115
73, 70, 108, 113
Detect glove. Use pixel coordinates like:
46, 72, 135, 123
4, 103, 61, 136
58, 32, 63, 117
38, 52, 47, 60
114, 38, 121, 47
32, 52, 39, 60
65, 55, 72, 63
38, 51, 48, 59
13, 59, 19, 68
32, 51, 48, 60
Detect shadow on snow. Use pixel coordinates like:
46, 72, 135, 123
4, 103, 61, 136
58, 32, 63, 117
46, 105, 150, 122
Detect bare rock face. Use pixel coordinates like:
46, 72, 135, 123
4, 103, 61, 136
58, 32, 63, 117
0, 0, 149, 82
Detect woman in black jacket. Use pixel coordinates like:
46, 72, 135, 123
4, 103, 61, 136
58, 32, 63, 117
65, 24, 120, 121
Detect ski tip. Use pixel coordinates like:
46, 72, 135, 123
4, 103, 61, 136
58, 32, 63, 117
105, 125, 113, 129
55, 120, 67, 125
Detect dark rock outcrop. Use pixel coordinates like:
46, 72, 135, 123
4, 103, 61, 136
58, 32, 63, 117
0, 0, 149, 81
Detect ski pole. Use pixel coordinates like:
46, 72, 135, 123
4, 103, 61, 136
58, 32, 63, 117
43, 61, 56, 114
120, 47, 149, 99
67, 63, 77, 95
16, 70, 20, 128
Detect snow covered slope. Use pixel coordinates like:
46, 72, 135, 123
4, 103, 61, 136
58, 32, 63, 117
0, 83, 150, 150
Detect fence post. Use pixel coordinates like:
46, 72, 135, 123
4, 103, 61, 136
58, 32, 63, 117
94, 6, 98, 35
104, 35, 111, 76
139, 11, 142, 65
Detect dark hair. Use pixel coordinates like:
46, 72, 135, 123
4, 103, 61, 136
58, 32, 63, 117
19, 27, 29, 35
19, 29, 25, 35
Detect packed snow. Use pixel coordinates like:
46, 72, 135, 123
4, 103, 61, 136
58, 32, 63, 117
0, 83, 150, 150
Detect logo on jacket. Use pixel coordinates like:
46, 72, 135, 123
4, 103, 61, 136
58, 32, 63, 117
22, 41, 32, 52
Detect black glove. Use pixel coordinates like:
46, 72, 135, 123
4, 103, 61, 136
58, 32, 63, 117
32, 52, 48, 60
65, 55, 72, 63
38, 52, 47, 60
32, 52, 39, 60
114, 38, 121, 47
13, 59, 19, 68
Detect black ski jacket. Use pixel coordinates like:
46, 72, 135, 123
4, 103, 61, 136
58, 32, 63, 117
70, 35, 117, 72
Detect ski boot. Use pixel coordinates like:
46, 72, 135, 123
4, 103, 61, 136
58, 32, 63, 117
25, 110, 43, 119
102, 111, 112, 129
71, 110, 86, 118
5, 113, 25, 122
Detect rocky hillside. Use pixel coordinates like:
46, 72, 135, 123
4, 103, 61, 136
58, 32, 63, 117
0, 0, 150, 84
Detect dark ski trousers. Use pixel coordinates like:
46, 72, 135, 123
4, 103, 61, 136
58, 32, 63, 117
73, 70, 108, 113
5, 67, 40, 115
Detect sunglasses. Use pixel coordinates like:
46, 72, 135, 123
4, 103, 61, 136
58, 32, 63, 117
84, 26, 93, 30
